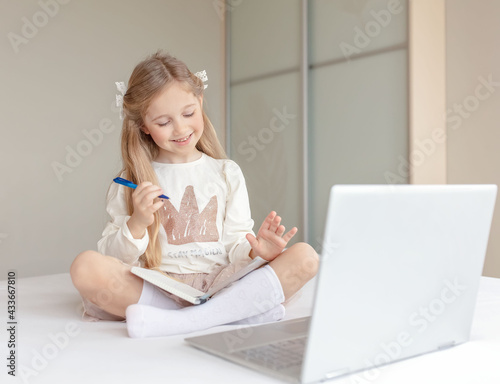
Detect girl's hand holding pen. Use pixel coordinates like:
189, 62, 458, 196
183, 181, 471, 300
113, 177, 169, 199
127, 182, 166, 239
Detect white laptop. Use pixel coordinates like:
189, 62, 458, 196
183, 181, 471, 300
185, 185, 497, 383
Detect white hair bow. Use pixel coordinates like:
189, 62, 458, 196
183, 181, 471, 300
194, 70, 208, 89
115, 81, 127, 120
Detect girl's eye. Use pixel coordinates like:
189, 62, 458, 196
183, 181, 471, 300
157, 111, 193, 126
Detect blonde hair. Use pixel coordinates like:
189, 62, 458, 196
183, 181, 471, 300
119, 51, 226, 269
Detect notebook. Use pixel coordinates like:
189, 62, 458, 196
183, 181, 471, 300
131, 256, 267, 305
185, 184, 497, 383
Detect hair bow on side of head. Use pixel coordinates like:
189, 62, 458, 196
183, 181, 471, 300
115, 81, 127, 120
194, 70, 208, 89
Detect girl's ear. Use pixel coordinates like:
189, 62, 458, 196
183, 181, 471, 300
198, 94, 203, 109
141, 124, 151, 135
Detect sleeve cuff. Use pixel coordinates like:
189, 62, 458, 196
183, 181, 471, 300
122, 217, 149, 248
228, 240, 253, 264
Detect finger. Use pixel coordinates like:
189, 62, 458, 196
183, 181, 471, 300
152, 200, 165, 212
140, 184, 162, 194
133, 182, 156, 201
276, 225, 286, 237
135, 181, 153, 192
135, 182, 163, 196
282, 227, 298, 243
259, 211, 276, 233
246, 233, 259, 249
144, 187, 164, 202
269, 215, 281, 233
135, 185, 162, 201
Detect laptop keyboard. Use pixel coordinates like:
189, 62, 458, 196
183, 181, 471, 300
234, 337, 307, 371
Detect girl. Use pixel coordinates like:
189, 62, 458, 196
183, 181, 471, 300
70, 51, 319, 338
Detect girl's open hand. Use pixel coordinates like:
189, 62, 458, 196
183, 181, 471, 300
127, 182, 165, 238
246, 211, 298, 262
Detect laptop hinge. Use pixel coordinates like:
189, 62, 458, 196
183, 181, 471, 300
323, 368, 350, 381
437, 340, 456, 350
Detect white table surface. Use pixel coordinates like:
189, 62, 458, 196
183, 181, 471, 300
1, 273, 499, 384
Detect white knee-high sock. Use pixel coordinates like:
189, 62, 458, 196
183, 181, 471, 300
138, 280, 181, 310
230, 304, 285, 325
138, 281, 285, 325
126, 265, 284, 338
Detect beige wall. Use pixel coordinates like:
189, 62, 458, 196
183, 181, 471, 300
409, 0, 446, 184
0, 0, 226, 278
411, 0, 500, 277
446, 0, 500, 278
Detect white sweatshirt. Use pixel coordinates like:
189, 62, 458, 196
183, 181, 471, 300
97, 153, 255, 273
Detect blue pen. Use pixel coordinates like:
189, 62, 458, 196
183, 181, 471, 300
113, 177, 169, 199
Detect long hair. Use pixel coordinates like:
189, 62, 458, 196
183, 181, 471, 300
119, 51, 226, 269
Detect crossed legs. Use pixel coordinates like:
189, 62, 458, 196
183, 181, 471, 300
70, 242, 319, 322
70, 251, 143, 318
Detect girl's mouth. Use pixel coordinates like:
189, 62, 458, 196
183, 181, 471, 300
171, 133, 193, 143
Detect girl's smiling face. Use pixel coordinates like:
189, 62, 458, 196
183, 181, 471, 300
143, 81, 204, 163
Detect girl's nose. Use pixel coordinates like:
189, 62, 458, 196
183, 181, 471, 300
171, 121, 187, 136
171, 121, 182, 134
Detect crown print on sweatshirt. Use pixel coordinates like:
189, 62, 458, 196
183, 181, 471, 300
160, 185, 220, 245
